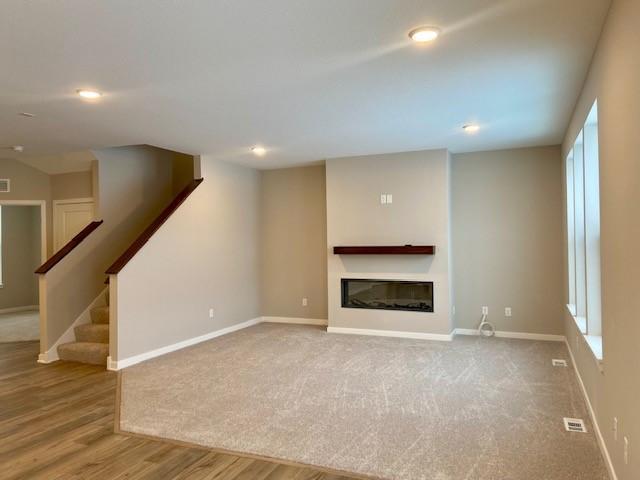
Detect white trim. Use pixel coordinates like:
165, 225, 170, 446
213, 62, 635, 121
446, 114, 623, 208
454, 328, 565, 342
326, 326, 453, 341
584, 335, 603, 363
0, 305, 38, 314
262, 316, 328, 326
37, 288, 108, 364
37, 352, 54, 364
565, 339, 617, 480
106, 356, 118, 371
108, 317, 262, 371
566, 306, 603, 365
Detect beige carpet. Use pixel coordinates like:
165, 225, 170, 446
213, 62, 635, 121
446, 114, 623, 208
0, 310, 39, 342
119, 323, 608, 480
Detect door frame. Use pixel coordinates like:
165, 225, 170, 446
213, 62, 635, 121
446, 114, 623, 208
52, 197, 95, 252
0, 200, 47, 264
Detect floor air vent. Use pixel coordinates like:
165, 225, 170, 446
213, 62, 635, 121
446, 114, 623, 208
552, 359, 568, 367
0, 179, 9, 193
564, 418, 587, 433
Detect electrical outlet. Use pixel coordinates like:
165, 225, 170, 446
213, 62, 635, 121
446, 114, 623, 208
302, 297, 308, 307
624, 436, 629, 465
209, 308, 214, 319
505, 307, 512, 317
613, 417, 618, 441
482, 306, 489, 315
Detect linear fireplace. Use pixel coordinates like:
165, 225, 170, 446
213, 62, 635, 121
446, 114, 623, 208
341, 279, 434, 313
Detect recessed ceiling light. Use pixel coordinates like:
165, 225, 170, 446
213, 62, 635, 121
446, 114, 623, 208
251, 146, 267, 156
408, 26, 440, 43
19, 112, 36, 117
12, 145, 24, 152
463, 124, 480, 134
77, 89, 102, 99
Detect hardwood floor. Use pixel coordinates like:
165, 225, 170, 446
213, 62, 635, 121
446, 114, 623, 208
0, 341, 358, 480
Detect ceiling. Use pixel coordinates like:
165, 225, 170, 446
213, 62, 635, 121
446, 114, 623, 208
17, 151, 95, 175
0, 0, 610, 169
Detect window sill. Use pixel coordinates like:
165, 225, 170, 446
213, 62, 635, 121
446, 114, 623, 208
584, 335, 603, 363
566, 304, 586, 333
566, 304, 603, 370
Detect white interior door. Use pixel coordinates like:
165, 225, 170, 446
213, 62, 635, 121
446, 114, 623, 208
53, 200, 95, 252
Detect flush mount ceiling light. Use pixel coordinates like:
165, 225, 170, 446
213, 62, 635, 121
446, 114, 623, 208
76, 89, 102, 99
251, 146, 267, 156
463, 124, 480, 134
19, 112, 36, 117
408, 26, 440, 43
12, 145, 24, 152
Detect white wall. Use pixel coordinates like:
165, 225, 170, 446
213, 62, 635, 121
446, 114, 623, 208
452, 146, 564, 335
113, 157, 261, 362
326, 149, 452, 335
561, 1, 640, 478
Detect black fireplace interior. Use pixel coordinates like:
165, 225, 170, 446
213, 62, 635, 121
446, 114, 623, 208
341, 279, 434, 312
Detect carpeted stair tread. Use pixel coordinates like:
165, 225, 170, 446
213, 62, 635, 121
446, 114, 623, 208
58, 342, 108, 365
90, 306, 109, 325
74, 323, 109, 343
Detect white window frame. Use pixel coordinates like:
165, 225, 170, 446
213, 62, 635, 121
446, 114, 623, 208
566, 101, 602, 361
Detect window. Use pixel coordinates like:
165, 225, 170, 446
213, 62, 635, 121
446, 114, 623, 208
566, 101, 602, 357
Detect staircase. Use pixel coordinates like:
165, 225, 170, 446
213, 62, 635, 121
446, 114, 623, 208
57, 304, 110, 366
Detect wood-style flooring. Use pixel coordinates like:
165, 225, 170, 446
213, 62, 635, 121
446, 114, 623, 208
0, 341, 358, 480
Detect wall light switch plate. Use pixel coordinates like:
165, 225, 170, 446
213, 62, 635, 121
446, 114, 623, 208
302, 297, 308, 307
386, 194, 393, 204
505, 307, 512, 317
482, 306, 489, 315
209, 308, 214, 319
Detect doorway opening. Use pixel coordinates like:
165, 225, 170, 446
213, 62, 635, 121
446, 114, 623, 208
0, 201, 46, 343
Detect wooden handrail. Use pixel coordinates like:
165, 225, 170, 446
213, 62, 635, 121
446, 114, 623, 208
105, 178, 203, 275
35, 221, 104, 274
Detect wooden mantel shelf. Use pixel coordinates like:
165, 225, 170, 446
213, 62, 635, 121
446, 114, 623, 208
333, 245, 435, 255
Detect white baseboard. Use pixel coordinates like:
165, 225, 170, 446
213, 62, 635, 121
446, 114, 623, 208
37, 352, 54, 364
454, 328, 565, 342
0, 305, 38, 315
327, 326, 453, 342
108, 317, 262, 371
565, 339, 617, 480
106, 356, 118, 371
38, 288, 108, 364
262, 316, 328, 326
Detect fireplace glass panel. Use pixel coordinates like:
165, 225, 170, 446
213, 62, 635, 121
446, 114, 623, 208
341, 279, 434, 312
